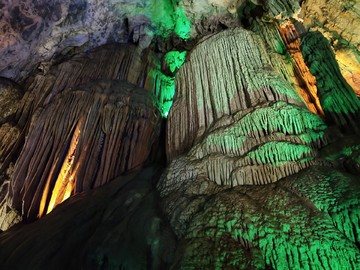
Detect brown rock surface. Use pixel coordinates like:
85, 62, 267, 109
302, 0, 360, 97
0, 43, 159, 181
278, 21, 325, 118
0, 1, 360, 269
2, 79, 162, 225
0, 77, 24, 122
0, 166, 176, 270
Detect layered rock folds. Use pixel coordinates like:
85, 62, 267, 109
166, 28, 329, 187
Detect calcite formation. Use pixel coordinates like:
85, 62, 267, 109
158, 165, 360, 269
0, 0, 360, 269
0, 43, 158, 165
301, 31, 360, 133
277, 20, 325, 117
3, 79, 161, 225
0, 77, 24, 122
0, 166, 176, 269
166, 28, 322, 166
302, 0, 360, 96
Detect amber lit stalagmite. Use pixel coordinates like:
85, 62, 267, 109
301, 31, 360, 133
277, 21, 324, 118
6, 79, 162, 222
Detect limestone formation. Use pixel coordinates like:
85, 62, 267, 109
0, 0, 360, 269
301, 31, 360, 133
167, 28, 320, 164
277, 21, 325, 117
0, 43, 160, 177
0, 77, 24, 122
0, 166, 176, 270
302, 0, 360, 96
158, 165, 360, 269
3, 79, 162, 224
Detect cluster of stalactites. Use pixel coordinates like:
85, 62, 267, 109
8, 80, 161, 222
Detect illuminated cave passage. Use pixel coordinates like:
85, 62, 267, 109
1, 0, 360, 269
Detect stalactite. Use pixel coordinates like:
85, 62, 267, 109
164, 51, 187, 73
0, 44, 160, 176
5, 79, 161, 222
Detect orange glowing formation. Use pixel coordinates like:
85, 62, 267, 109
39, 118, 85, 217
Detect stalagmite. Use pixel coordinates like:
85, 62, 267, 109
301, 31, 360, 133
167, 28, 308, 163
166, 29, 329, 187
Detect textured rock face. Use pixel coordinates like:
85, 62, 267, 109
166, 28, 324, 169
301, 31, 360, 133
277, 21, 325, 117
0, 0, 327, 82
302, 0, 360, 50
158, 165, 360, 269
3, 79, 161, 225
0, 0, 155, 80
0, 77, 24, 122
302, 0, 360, 96
0, 43, 159, 176
0, 43, 164, 229
0, 166, 176, 270
1, 0, 360, 269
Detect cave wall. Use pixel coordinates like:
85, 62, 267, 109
1, 0, 360, 269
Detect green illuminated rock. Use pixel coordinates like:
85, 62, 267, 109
167, 28, 307, 162
164, 51, 187, 73
158, 165, 360, 269
301, 31, 360, 133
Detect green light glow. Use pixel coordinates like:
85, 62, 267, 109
179, 168, 360, 269
325, 145, 360, 161
237, 101, 326, 138
148, 0, 191, 40
247, 141, 313, 164
152, 70, 175, 117
301, 31, 360, 115
189, 101, 326, 164
288, 167, 360, 256
164, 51, 187, 72
153, 51, 187, 118
173, 6, 191, 40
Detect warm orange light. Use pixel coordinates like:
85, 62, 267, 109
46, 118, 83, 214
39, 118, 84, 217
277, 22, 325, 119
